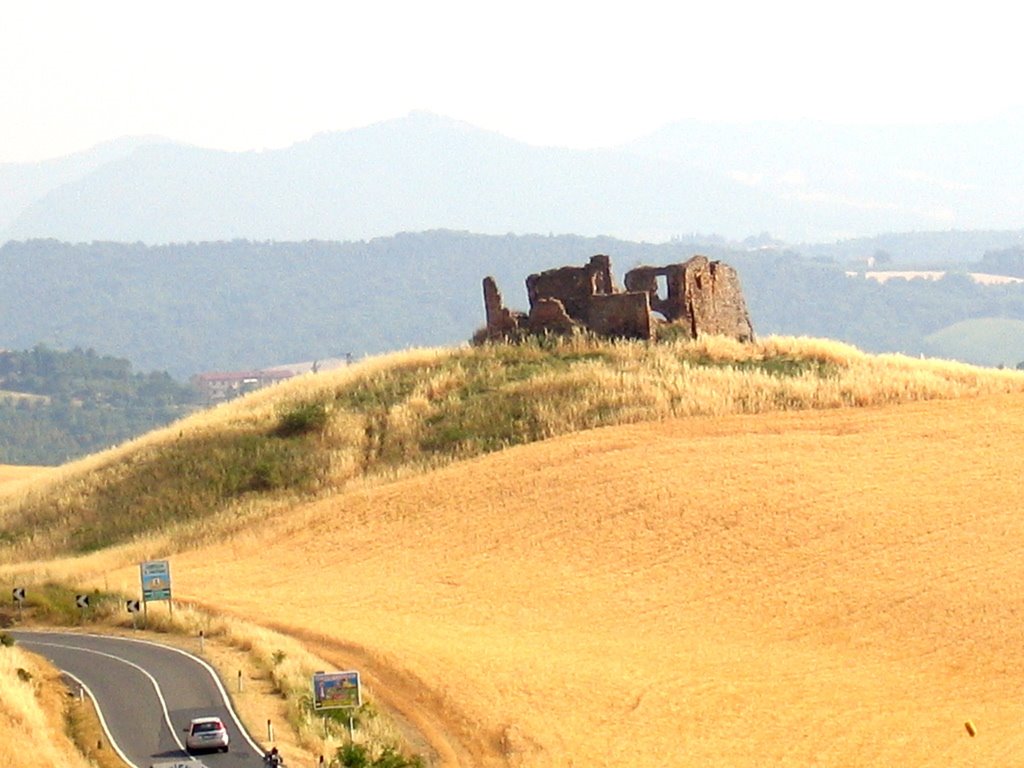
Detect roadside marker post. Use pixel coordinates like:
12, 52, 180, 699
75, 594, 89, 623
12, 587, 25, 621
126, 599, 141, 629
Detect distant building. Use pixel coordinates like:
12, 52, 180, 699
191, 369, 294, 403
260, 356, 352, 377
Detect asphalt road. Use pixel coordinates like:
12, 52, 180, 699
12, 630, 268, 768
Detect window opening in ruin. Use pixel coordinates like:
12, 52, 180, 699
656, 274, 669, 302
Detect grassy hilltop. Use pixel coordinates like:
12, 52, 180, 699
4, 334, 1024, 767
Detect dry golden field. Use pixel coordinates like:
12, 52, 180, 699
81, 391, 1024, 767
6, 338, 1024, 767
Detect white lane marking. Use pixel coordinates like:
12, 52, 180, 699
22, 631, 264, 755
111, 633, 265, 754
63, 670, 142, 768
25, 639, 198, 763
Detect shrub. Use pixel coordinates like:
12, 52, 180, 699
653, 321, 694, 343
275, 402, 329, 437
336, 743, 424, 768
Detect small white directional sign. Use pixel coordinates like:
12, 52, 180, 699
75, 594, 89, 609
12, 587, 25, 602
126, 599, 141, 613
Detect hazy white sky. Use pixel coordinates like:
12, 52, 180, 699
3, 0, 1021, 163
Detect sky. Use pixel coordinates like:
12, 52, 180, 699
3, 0, 1023, 163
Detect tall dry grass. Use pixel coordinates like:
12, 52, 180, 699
0, 642, 94, 768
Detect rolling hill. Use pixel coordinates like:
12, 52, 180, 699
162, 396, 1024, 766
4, 335, 1024, 766
923, 317, 1024, 367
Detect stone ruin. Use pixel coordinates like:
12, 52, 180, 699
481, 254, 755, 343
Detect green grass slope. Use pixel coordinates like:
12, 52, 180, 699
924, 317, 1024, 368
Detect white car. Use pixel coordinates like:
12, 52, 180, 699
185, 715, 229, 753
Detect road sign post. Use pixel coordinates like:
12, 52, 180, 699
140, 560, 173, 624
312, 670, 362, 737
12, 586, 25, 621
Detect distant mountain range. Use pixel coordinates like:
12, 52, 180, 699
5, 112, 1024, 245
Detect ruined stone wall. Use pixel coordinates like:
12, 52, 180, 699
624, 257, 753, 341
676, 257, 754, 342
586, 292, 651, 339
482, 276, 524, 340
623, 263, 687, 322
525, 254, 615, 323
527, 297, 577, 334
481, 253, 754, 343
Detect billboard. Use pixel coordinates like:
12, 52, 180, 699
312, 670, 361, 710
140, 560, 172, 602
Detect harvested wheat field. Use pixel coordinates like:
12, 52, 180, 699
92, 391, 1024, 767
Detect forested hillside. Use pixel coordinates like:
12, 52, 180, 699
4, 233, 1024, 378
0, 345, 198, 464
